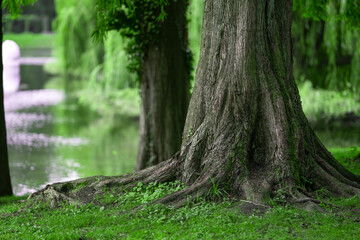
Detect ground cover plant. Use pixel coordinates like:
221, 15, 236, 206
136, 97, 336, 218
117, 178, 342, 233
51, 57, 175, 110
1, 150, 359, 239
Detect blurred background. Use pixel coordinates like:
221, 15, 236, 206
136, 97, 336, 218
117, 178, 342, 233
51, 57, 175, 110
2, 0, 360, 195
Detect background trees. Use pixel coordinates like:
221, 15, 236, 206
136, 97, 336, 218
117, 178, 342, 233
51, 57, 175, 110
54, 0, 139, 117
94, 0, 191, 170
53, 0, 104, 79
293, 0, 360, 92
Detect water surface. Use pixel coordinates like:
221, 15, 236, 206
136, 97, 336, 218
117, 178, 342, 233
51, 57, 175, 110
5, 65, 139, 196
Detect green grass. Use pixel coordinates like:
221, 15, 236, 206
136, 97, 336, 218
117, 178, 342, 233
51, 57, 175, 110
3, 33, 55, 49
330, 147, 360, 175
298, 81, 360, 123
1, 152, 359, 239
1, 193, 359, 239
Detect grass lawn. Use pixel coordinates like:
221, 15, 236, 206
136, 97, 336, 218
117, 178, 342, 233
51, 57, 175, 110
3, 33, 55, 49
1, 147, 359, 239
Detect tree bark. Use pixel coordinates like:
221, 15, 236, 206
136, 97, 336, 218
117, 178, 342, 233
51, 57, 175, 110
136, 0, 190, 170
174, 0, 360, 203
0, 10, 13, 197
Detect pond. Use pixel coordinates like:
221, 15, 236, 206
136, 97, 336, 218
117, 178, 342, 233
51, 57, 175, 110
5, 64, 139, 196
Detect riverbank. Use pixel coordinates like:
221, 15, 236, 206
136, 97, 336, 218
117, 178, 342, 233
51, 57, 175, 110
3, 33, 54, 49
3, 33, 54, 58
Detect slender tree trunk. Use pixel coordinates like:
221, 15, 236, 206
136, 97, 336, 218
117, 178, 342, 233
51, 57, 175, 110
136, 0, 190, 170
0, 10, 13, 197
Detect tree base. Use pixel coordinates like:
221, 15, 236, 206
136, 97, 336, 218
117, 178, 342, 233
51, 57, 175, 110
27, 152, 360, 210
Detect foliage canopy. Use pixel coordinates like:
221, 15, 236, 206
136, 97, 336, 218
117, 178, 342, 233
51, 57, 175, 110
93, 0, 173, 74
293, 0, 360, 92
294, 0, 360, 29
2, 0, 37, 17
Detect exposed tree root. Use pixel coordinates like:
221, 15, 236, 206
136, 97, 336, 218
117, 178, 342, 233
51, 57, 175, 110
26, 145, 359, 212
293, 198, 330, 205
26, 153, 360, 212
27, 155, 181, 208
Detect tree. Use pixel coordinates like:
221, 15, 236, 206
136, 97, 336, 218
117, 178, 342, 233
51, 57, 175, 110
0, 1, 13, 197
29, 0, 360, 206
94, 0, 191, 170
292, 0, 360, 92
136, 0, 190, 170
0, 80, 13, 197
54, 0, 105, 79
157, 0, 360, 204
1, 0, 39, 197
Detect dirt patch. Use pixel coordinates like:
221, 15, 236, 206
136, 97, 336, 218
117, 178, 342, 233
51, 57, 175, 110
353, 153, 360, 162
298, 201, 327, 213
236, 201, 270, 215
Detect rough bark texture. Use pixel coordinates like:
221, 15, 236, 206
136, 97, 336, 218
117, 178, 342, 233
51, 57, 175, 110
0, 13, 13, 197
175, 0, 360, 203
136, 0, 190, 170
28, 0, 359, 207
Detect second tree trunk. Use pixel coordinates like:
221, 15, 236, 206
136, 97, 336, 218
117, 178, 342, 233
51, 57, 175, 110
136, 0, 190, 170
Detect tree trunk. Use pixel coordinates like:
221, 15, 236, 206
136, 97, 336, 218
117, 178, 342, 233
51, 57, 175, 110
173, 0, 360, 203
0, 11, 13, 197
136, 0, 190, 170
28, 0, 360, 207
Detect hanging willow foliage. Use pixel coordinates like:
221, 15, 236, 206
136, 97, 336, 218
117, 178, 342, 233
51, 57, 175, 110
53, 0, 170, 81
93, 0, 171, 75
294, 0, 360, 28
53, 0, 139, 116
2, 0, 37, 17
54, 0, 104, 78
52, 0, 359, 93
293, 0, 360, 92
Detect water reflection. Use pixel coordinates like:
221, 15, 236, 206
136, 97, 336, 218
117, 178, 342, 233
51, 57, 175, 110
8, 132, 87, 148
4, 89, 64, 112
5, 65, 138, 196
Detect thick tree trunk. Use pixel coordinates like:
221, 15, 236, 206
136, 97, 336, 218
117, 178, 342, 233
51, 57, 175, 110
0, 13, 13, 197
174, 0, 360, 203
136, 0, 190, 170
28, 0, 360, 207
